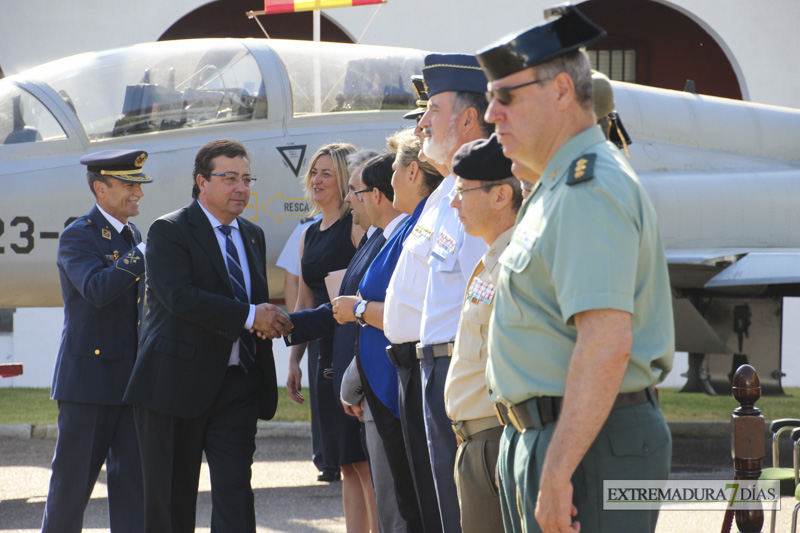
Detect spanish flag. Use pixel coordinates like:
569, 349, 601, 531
264, 0, 385, 14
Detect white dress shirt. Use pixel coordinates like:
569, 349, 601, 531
384, 176, 452, 343
197, 201, 255, 366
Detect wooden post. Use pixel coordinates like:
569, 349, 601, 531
731, 364, 765, 532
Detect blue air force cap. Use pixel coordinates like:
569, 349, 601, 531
476, 4, 606, 82
79, 149, 152, 183
404, 75, 429, 120
421, 53, 488, 98
452, 134, 513, 182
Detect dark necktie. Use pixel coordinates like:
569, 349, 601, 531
217, 225, 255, 372
120, 225, 136, 249
356, 232, 369, 250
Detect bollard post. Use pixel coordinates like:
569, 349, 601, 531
731, 364, 765, 532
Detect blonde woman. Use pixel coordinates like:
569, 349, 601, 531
286, 143, 378, 531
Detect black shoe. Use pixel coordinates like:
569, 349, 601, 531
317, 469, 341, 482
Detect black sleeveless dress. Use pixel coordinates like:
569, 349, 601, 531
301, 213, 365, 466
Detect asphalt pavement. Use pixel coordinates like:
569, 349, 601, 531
1, 430, 798, 532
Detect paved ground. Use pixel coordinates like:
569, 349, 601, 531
0, 436, 345, 533
1, 434, 796, 532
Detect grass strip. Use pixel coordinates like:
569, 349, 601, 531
0, 387, 310, 425
0, 387, 797, 426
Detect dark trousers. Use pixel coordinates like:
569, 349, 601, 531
398, 359, 443, 533
307, 340, 330, 472
133, 365, 265, 533
362, 364, 423, 533
420, 354, 461, 533
42, 401, 143, 533
497, 397, 671, 533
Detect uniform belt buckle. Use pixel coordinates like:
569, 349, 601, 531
506, 403, 529, 433
415, 344, 426, 360
494, 403, 511, 426
451, 421, 470, 442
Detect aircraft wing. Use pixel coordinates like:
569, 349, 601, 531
665, 248, 800, 288
704, 251, 800, 287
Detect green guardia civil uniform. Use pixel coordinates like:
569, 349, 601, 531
486, 125, 674, 533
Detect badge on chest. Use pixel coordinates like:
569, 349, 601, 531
467, 276, 496, 305
431, 227, 457, 266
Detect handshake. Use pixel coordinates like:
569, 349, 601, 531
250, 303, 293, 340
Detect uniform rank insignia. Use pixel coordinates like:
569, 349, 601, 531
511, 227, 536, 250
566, 153, 596, 186
431, 229, 457, 263
113, 250, 120, 261
468, 276, 496, 305
123, 250, 140, 265
102, 228, 112, 240
411, 224, 433, 241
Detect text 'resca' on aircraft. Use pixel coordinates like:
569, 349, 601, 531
2, 37, 800, 394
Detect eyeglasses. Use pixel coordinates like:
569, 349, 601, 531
353, 187, 374, 202
454, 184, 497, 201
209, 172, 257, 186
485, 77, 552, 106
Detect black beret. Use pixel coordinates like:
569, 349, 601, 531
404, 75, 429, 120
476, 5, 606, 82
452, 134, 513, 182
421, 53, 487, 97
80, 149, 152, 183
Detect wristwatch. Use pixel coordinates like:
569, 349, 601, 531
353, 299, 368, 327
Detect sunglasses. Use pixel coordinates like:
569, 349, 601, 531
485, 77, 552, 105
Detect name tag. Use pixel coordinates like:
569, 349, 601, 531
431, 228, 457, 264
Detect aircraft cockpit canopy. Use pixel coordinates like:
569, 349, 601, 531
2, 40, 266, 141
267, 40, 421, 115
0, 83, 67, 144
0, 39, 425, 146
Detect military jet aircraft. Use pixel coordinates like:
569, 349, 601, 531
0, 37, 425, 306
612, 80, 800, 394
2, 38, 800, 393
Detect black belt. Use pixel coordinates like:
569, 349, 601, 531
495, 388, 654, 433
386, 341, 419, 368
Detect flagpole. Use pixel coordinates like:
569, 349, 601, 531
313, 9, 321, 113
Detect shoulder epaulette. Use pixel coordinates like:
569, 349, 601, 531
566, 153, 596, 186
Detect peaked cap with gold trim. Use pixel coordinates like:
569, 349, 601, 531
421, 53, 487, 97
80, 149, 153, 183
404, 75, 429, 120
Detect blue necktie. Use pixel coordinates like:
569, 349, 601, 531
218, 225, 255, 372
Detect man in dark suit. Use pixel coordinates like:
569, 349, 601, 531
123, 139, 292, 532
43, 149, 152, 533
287, 152, 418, 532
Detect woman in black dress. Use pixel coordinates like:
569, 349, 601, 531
286, 143, 378, 531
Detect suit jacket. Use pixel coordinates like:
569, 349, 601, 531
51, 205, 145, 404
287, 228, 385, 402
123, 200, 278, 420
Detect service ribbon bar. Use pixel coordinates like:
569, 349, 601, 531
264, 0, 385, 14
